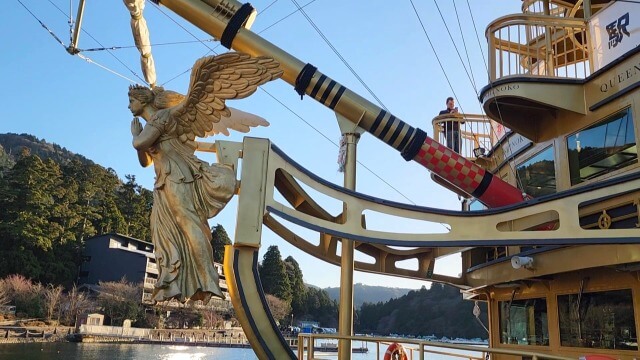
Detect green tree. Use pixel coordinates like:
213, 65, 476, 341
211, 224, 232, 263
259, 246, 291, 303
284, 256, 306, 317
116, 175, 152, 240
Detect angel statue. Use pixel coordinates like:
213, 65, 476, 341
128, 52, 283, 303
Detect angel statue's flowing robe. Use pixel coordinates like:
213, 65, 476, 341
146, 108, 236, 303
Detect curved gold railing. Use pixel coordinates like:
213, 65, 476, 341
521, 0, 571, 17
298, 333, 574, 360
485, 14, 591, 81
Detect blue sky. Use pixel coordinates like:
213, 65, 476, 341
2, 0, 521, 289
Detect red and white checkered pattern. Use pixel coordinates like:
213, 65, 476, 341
413, 137, 526, 208
414, 138, 485, 194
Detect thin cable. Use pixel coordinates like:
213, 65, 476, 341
16, 0, 67, 49
257, 0, 318, 34
77, 53, 139, 83
466, 0, 488, 76
259, 88, 416, 205
78, 39, 218, 52
161, 0, 318, 86
465, 0, 524, 193
148, 2, 219, 55
68, 0, 74, 45
45, 0, 147, 84
452, 0, 477, 92
432, 0, 477, 95
408, 0, 466, 115
261, 0, 279, 13
290, 0, 389, 111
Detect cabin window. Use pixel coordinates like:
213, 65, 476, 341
499, 298, 549, 346
557, 289, 637, 350
516, 146, 556, 198
567, 108, 636, 185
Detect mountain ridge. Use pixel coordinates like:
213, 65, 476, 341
323, 283, 414, 308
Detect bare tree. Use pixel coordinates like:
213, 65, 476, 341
61, 284, 91, 326
43, 284, 64, 322
202, 309, 221, 329
97, 277, 143, 326
2, 274, 44, 318
0, 279, 9, 306
265, 294, 291, 323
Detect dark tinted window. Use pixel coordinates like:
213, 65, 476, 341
516, 147, 556, 197
567, 108, 636, 185
499, 298, 549, 345
557, 289, 637, 350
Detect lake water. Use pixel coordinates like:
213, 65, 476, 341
0, 342, 484, 360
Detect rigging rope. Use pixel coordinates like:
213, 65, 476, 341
408, 0, 467, 116
20, 0, 422, 206
290, 0, 389, 111
452, 0, 478, 93
45, 0, 148, 84
432, 0, 477, 95
464, 0, 525, 194
259, 87, 417, 205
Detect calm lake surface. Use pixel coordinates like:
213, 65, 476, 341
0, 342, 483, 360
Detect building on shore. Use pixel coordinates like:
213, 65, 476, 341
78, 233, 231, 310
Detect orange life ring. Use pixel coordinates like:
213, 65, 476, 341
384, 342, 408, 360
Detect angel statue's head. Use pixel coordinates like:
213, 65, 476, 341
128, 85, 186, 113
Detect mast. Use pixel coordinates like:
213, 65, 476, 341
151, 0, 526, 208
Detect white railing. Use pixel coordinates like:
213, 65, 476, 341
79, 324, 150, 338
298, 333, 573, 360
486, 14, 591, 81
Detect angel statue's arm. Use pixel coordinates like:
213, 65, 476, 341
131, 117, 159, 167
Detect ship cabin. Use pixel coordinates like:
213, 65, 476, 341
432, 1, 640, 359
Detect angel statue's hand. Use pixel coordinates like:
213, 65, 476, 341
131, 117, 143, 136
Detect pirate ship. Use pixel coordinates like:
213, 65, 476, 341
63, 0, 640, 358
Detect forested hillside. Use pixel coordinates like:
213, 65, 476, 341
0, 133, 488, 338
324, 283, 412, 308
0, 133, 152, 287
357, 283, 488, 339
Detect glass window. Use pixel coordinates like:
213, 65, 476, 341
567, 108, 636, 185
468, 199, 486, 211
499, 298, 549, 345
558, 289, 637, 350
516, 147, 556, 197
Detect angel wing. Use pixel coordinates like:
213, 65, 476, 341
171, 52, 283, 143
205, 107, 270, 137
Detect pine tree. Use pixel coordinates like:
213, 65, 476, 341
259, 245, 291, 303
211, 224, 232, 263
284, 256, 306, 317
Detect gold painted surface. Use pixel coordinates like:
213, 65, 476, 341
487, 267, 640, 360
585, 52, 640, 107
224, 245, 295, 360
128, 53, 280, 302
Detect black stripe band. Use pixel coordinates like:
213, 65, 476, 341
329, 86, 346, 109
294, 63, 317, 99
234, 249, 274, 359
370, 110, 386, 134
472, 172, 493, 198
221, 3, 255, 49
397, 127, 414, 152
387, 122, 404, 149
401, 128, 427, 161
320, 80, 337, 104
310, 75, 327, 98
378, 115, 395, 140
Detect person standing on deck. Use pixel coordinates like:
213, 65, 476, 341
439, 97, 462, 153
